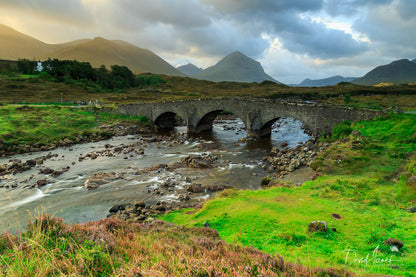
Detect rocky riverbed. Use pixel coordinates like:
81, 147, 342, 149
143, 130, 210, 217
0, 116, 317, 232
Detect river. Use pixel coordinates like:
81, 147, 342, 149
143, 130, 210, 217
0, 117, 310, 233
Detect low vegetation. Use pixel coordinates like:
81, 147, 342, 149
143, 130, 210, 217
0, 105, 148, 154
161, 113, 416, 276
0, 215, 358, 276
1, 59, 416, 111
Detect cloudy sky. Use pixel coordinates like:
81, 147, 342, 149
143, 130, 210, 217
0, 0, 415, 83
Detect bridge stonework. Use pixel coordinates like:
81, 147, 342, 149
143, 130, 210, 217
116, 98, 383, 138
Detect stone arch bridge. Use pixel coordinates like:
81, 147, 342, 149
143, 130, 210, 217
116, 98, 383, 138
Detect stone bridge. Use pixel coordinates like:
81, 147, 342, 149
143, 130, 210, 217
116, 98, 383, 138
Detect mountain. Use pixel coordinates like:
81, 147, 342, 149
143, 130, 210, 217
193, 51, 280, 83
294, 76, 356, 87
0, 24, 57, 60
353, 59, 416, 85
0, 24, 184, 76
412, 58, 416, 63
177, 63, 203, 75
39, 37, 185, 76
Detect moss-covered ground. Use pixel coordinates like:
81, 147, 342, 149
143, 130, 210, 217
161, 113, 416, 276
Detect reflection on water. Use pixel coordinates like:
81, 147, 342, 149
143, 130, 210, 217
0, 117, 310, 232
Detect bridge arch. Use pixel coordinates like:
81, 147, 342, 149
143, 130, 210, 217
191, 109, 248, 134
258, 116, 312, 138
154, 112, 183, 129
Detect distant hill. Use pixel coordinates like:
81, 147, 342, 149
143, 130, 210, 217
353, 59, 416, 85
193, 51, 280, 83
294, 75, 356, 87
39, 37, 185, 76
412, 58, 416, 63
0, 24, 185, 76
177, 63, 203, 76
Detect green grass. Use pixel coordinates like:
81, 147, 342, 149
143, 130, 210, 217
0, 105, 148, 152
161, 113, 416, 276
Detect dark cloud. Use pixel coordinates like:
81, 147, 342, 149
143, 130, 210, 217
280, 21, 369, 58
324, 0, 394, 16
396, 0, 416, 20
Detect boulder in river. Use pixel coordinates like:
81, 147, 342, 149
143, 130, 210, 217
84, 172, 120, 190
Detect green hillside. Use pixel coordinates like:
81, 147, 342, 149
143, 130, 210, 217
353, 59, 416, 85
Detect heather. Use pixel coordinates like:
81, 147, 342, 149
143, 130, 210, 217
0, 215, 355, 276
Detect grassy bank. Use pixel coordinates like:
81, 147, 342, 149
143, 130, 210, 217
0, 105, 148, 155
0, 215, 357, 276
161, 113, 416, 276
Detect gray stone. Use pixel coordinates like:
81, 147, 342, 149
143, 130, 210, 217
308, 221, 328, 233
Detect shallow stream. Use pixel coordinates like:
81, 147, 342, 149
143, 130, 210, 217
0, 118, 310, 232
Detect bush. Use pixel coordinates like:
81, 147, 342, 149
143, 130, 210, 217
332, 120, 353, 139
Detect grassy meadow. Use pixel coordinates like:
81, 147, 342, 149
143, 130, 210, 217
0, 105, 148, 154
161, 113, 416, 276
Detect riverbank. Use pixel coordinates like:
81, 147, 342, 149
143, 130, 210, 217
161, 113, 416, 276
0, 105, 151, 157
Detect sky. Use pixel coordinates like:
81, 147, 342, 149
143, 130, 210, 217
0, 0, 415, 84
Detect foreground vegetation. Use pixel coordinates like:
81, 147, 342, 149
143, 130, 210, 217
0, 215, 359, 276
162, 113, 416, 276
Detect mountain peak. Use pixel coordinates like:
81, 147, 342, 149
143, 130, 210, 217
177, 63, 203, 76
193, 51, 280, 83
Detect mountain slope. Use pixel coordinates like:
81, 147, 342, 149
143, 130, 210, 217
0, 24, 58, 60
295, 76, 356, 87
412, 58, 416, 63
177, 63, 203, 75
194, 51, 279, 83
353, 59, 416, 85
39, 37, 185, 76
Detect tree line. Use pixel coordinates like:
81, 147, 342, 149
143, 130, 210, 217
15, 58, 164, 90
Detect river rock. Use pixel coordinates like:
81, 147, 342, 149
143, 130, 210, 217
176, 155, 215, 169
186, 183, 204, 193
308, 221, 328, 233
39, 168, 54, 175
84, 172, 120, 190
134, 200, 146, 208
37, 179, 48, 188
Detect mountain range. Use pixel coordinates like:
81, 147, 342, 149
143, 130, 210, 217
293, 76, 357, 87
